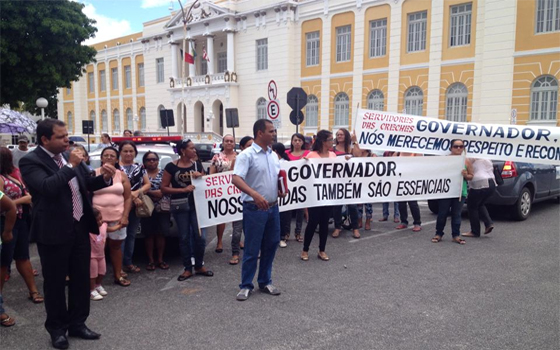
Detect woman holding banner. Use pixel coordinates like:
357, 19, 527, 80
432, 140, 473, 244
209, 134, 237, 255
462, 158, 496, 238
331, 129, 361, 239
161, 139, 213, 281
301, 130, 337, 262
284, 133, 310, 243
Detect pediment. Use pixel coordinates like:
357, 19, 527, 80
165, 0, 233, 29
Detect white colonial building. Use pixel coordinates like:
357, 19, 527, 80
59, 0, 560, 142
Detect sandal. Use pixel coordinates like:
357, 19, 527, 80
195, 267, 214, 277
484, 226, 494, 235
157, 261, 169, 270
0, 314, 15, 327
177, 271, 193, 281
301, 252, 309, 261
229, 256, 240, 265
114, 276, 131, 287
431, 236, 442, 243
352, 230, 361, 239
123, 265, 141, 273
146, 262, 156, 271
28, 291, 44, 304
332, 229, 341, 238
295, 234, 303, 242
452, 237, 466, 245
412, 225, 422, 232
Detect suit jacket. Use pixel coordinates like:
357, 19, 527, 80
19, 147, 109, 245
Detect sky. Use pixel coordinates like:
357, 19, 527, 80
79, 0, 179, 45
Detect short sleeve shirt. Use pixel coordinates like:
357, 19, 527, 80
233, 143, 280, 203
164, 160, 205, 204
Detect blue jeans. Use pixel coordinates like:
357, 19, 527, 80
240, 202, 280, 290
122, 210, 141, 267
382, 202, 400, 219
173, 209, 206, 271
436, 197, 465, 238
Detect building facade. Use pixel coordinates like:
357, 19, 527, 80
59, 0, 560, 142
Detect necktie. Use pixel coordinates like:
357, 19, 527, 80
53, 154, 83, 221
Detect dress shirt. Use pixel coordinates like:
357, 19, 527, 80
233, 142, 280, 203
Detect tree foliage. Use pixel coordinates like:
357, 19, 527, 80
0, 0, 97, 117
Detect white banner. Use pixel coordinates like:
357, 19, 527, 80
355, 108, 560, 165
192, 156, 465, 228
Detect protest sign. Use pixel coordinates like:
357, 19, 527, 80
192, 155, 465, 228
354, 108, 560, 165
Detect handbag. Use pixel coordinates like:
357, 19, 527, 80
156, 196, 171, 212
170, 196, 191, 213
135, 191, 155, 217
493, 164, 504, 186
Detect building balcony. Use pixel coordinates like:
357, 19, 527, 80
170, 71, 238, 90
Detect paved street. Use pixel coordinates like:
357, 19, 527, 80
1, 201, 559, 350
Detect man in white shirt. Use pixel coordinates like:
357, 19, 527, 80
11, 135, 30, 168
233, 119, 284, 301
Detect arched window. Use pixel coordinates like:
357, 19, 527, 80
404, 86, 423, 116
531, 75, 558, 121
305, 95, 319, 127
256, 97, 267, 120
157, 105, 165, 129
113, 109, 120, 132
89, 110, 96, 133
334, 92, 349, 126
139, 107, 146, 131
367, 90, 384, 111
101, 110, 108, 132
126, 108, 133, 130
67, 112, 73, 133
445, 83, 468, 122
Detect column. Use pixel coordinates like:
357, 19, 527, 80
188, 39, 196, 77
426, 0, 444, 118
386, 2, 403, 113
171, 42, 178, 79
206, 35, 214, 75
227, 31, 235, 72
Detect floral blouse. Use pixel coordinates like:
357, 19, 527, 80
211, 152, 235, 173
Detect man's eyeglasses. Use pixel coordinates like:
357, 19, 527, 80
452, 145, 464, 149
145, 158, 159, 162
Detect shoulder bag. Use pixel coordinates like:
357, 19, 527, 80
135, 191, 155, 217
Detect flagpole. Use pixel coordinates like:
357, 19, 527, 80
178, 0, 200, 135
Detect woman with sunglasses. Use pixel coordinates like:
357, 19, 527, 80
301, 130, 337, 262
119, 141, 151, 274
432, 140, 473, 244
161, 139, 213, 281
331, 128, 361, 239
209, 134, 237, 255
141, 151, 170, 270
92, 147, 132, 286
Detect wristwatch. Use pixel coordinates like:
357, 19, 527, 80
66, 163, 74, 169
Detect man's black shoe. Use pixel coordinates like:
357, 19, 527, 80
68, 326, 101, 340
51, 335, 69, 349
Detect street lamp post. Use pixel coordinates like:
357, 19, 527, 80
36, 97, 48, 120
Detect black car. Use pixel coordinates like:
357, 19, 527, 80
428, 160, 560, 220
194, 142, 214, 162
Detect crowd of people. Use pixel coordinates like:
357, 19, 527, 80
0, 118, 498, 348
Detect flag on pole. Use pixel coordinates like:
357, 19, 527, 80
202, 46, 209, 62
181, 43, 196, 64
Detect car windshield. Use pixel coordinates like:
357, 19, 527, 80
89, 149, 178, 170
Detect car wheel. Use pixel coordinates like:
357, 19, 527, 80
428, 200, 438, 214
513, 187, 532, 221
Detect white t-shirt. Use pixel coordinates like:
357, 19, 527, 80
12, 148, 29, 168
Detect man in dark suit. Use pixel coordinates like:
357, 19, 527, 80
20, 119, 116, 349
